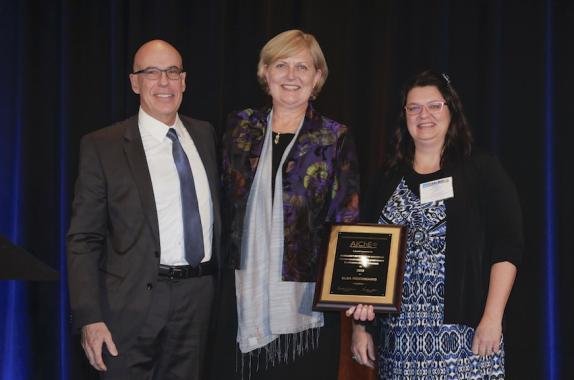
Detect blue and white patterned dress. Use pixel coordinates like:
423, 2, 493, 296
377, 178, 504, 379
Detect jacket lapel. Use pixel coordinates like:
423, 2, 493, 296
182, 118, 217, 208
247, 108, 269, 176
288, 103, 324, 160
123, 118, 160, 250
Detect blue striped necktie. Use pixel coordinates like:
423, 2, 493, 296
166, 128, 205, 266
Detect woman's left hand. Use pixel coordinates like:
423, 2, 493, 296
471, 316, 502, 356
472, 262, 517, 357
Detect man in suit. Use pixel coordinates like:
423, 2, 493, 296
67, 39, 220, 379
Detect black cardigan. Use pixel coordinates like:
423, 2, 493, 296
362, 150, 523, 328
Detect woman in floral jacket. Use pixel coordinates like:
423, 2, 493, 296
215, 30, 359, 380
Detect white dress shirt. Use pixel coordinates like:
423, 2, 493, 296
138, 108, 213, 265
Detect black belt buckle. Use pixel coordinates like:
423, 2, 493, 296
159, 262, 212, 279
170, 266, 181, 279
159, 265, 185, 279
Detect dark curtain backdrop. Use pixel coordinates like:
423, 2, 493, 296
1, 1, 572, 379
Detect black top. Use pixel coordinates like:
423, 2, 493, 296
362, 150, 523, 328
403, 167, 445, 199
271, 132, 295, 194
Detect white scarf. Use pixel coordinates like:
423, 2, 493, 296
235, 110, 324, 364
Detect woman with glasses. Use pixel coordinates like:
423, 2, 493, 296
213, 29, 359, 379
348, 70, 523, 379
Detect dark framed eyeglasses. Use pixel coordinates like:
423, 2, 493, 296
132, 66, 184, 80
405, 101, 447, 115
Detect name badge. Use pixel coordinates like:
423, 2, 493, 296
419, 177, 454, 204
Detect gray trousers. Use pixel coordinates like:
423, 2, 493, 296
101, 275, 215, 380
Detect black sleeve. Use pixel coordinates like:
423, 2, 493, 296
479, 153, 524, 267
360, 168, 400, 223
66, 134, 107, 329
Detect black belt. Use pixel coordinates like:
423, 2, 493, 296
158, 261, 214, 279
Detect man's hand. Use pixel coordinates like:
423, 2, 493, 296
81, 322, 118, 371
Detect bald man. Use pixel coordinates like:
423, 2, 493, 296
67, 40, 221, 379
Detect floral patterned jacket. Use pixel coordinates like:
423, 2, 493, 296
221, 104, 359, 282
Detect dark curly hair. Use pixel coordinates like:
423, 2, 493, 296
385, 70, 473, 171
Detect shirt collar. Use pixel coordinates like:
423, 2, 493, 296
138, 107, 184, 142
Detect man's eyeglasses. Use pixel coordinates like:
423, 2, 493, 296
132, 66, 184, 80
405, 101, 447, 115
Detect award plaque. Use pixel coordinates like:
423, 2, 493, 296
314, 223, 406, 313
